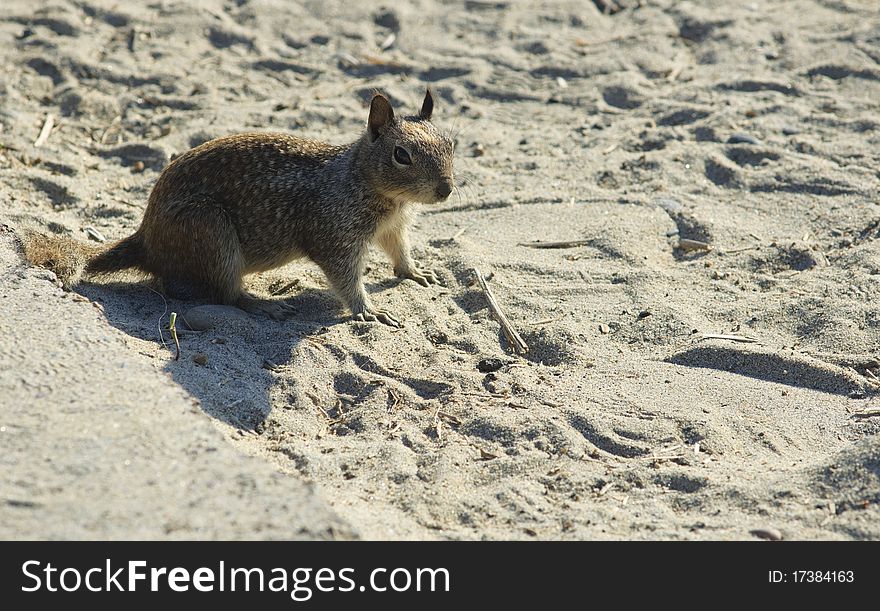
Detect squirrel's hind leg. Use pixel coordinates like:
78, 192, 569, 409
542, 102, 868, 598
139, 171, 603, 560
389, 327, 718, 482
148, 202, 244, 305
236, 292, 297, 321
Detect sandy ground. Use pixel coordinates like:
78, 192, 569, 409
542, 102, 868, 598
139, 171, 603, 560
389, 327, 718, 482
2, 0, 880, 540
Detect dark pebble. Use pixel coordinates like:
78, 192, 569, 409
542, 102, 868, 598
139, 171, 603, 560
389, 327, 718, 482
477, 358, 505, 373
524, 40, 550, 55
727, 132, 760, 145
374, 8, 401, 31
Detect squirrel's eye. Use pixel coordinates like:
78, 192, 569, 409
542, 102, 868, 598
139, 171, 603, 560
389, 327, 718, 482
393, 146, 412, 166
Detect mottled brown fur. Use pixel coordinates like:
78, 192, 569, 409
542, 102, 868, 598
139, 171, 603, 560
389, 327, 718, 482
22, 90, 454, 326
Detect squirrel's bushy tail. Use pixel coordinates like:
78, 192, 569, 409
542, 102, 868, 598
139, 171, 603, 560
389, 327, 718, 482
21, 230, 146, 288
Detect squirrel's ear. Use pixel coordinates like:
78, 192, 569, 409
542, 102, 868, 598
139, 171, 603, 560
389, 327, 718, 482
368, 94, 394, 141
420, 88, 434, 121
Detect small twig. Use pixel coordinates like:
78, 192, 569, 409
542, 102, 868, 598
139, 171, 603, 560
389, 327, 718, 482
518, 239, 591, 250
433, 408, 443, 441
596, 482, 616, 496
473, 268, 529, 354
437, 410, 462, 425
33, 114, 55, 147
452, 223, 473, 240
100, 116, 122, 144
455, 391, 510, 400
379, 32, 396, 51
270, 280, 299, 296
528, 317, 557, 325
852, 407, 880, 418
574, 34, 627, 47
677, 238, 713, 252
666, 64, 685, 82
169, 312, 181, 360
699, 334, 758, 343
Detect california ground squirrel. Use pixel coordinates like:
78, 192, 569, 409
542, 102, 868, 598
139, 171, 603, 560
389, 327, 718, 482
23, 90, 454, 327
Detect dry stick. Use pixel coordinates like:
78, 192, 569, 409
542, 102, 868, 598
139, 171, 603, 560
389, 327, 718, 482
100, 116, 122, 144
699, 334, 758, 343
666, 64, 685, 82
723, 245, 759, 254
270, 280, 299, 296
518, 239, 591, 250
473, 268, 529, 354
169, 312, 181, 360
452, 223, 473, 240
33, 114, 55, 147
677, 238, 712, 252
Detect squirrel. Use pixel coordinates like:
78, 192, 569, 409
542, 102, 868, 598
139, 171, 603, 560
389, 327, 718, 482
22, 89, 454, 327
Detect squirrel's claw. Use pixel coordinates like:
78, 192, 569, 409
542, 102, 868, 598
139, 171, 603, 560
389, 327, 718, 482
400, 267, 440, 287
354, 308, 402, 328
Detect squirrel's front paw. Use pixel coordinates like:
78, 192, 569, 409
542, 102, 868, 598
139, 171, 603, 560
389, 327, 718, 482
354, 308, 402, 328
399, 267, 440, 287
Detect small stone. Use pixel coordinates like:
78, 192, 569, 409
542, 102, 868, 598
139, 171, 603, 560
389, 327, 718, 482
192, 353, 208, 366
727, 132, 760, 145
84, 226, 106, 243
470, 142, 485, 157
524, 40, 550, 54
598, 323, 610, 334
181, 305, 251, 331
477, 357, 504, 373
781, 124, 800, 135
132, 160, 145, 173
750, 528, 783, 541
653, 197, 683, 213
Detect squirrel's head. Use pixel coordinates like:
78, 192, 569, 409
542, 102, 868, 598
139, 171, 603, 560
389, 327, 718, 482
361, 89, 454, 204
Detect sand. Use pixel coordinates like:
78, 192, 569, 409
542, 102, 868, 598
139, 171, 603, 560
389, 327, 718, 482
1, 0, 879, 540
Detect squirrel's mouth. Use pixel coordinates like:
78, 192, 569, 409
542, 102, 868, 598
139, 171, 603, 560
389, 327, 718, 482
381, 181, 454, 205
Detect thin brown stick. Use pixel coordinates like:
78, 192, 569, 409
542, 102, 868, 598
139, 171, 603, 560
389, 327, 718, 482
723, 245, 759, 254
518, 239, 591, 250
33, 114, 55, 147
473, 268, 529, 354
852, 405, 880, 418
677, 238, 712, 252
699, 334, 758, 343
270, 280, 299, 296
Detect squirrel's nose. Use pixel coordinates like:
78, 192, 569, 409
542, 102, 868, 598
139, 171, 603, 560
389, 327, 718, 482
436, 180, 453, 200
